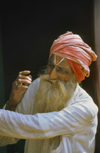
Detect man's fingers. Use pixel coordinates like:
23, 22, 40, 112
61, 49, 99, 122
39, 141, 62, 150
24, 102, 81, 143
29, 75, 32, 79
12, 70, 32, 90
19, 70, 31, 75
18, 75, 32, 81
18, 79, 32, 85
17, 84, 29, 90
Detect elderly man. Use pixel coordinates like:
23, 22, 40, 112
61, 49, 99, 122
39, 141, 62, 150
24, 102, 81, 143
0, 31, 98, 153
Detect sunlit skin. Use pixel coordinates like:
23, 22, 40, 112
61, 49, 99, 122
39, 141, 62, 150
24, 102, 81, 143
47, 54, 75, 82
5, 70, 32, 110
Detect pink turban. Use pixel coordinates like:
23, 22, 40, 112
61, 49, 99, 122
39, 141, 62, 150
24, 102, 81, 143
49, 31, 97, 82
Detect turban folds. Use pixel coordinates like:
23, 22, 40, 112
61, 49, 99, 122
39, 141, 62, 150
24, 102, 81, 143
49, 31, 97, 82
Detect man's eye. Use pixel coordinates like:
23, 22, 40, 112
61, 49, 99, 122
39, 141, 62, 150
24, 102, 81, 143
57, 67, 69, 74
58, 67, 65, 72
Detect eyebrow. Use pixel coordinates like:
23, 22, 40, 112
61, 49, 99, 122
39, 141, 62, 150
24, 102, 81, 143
48, 59, 73, 74
48, 60, 68, 72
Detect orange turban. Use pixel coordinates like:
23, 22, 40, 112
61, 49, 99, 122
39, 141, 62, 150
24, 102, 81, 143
49, 31, 97, 82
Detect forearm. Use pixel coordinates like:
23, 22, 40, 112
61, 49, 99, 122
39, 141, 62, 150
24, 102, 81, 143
0, 103, 95, 140
5, 101, 18, 111
5, 70, 32, 111
0, 109, 45, 139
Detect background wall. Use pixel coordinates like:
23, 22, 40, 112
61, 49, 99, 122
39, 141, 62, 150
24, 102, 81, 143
0, 0, 99, 152
0, 24, 7, 153
94, 0, 100, 108
94, 0, 100, 152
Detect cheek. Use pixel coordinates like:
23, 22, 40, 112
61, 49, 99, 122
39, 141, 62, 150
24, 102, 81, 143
65, 74, 75, 82
57, 73, 67, 81
57, 73, 74, 81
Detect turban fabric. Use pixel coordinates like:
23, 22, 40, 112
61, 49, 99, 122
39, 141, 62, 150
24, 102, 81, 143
49, 31, 97, 82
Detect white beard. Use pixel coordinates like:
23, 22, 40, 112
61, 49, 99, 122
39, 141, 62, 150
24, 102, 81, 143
33, 74, 78, 150
33, 74, 78, 114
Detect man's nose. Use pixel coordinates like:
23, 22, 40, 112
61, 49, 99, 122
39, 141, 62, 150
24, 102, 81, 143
49, 67, 57, 80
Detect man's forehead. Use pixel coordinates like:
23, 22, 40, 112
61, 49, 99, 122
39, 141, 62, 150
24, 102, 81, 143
49, 54, 67, 65
49, 54, 73, 71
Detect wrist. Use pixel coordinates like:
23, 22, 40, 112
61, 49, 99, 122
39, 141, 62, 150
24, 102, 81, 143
5, 101, 17, 111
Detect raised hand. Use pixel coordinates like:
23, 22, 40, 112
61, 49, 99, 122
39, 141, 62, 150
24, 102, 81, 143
5, 70, 32, 111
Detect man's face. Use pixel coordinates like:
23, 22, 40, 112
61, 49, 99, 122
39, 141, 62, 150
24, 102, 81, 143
47, 54, 75, 82
33, 54, 78, 114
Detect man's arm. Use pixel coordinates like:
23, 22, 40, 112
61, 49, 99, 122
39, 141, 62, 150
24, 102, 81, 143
5, 70, 32, 111
0, 99, 98, 140
0, 70, 32, 146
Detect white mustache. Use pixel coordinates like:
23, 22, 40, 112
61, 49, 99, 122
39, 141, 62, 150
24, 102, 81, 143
40, 74, 59, 85
46, 79, 59, 85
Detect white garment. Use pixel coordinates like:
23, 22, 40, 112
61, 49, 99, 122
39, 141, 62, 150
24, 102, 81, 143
0, 78, 98, 153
